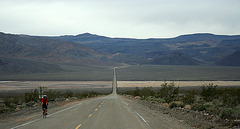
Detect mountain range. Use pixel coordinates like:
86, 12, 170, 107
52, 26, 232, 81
0, 32, 240, 74
48, 32, 240, 65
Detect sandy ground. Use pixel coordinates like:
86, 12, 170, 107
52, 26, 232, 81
0, 81, 240, 91
0, 81, 112, 90
117, 81, 240, 87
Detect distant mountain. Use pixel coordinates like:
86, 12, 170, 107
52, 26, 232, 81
1, 32, 240, 70
47, 33, 109, 44
0, 58, 63, 74
50, 33, 240, 65
216, 50, 240, 66
0, 32, 113, 66
0, 59, 7, 65
150, 52, 200, 65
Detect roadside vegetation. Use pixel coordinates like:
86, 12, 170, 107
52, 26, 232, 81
119, 82, 240, 122
0, 88, 112, 114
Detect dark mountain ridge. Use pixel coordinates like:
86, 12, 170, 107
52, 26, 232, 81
216, 50, 240, 66
46, 33, 240, 65
0, 32, 115, 67
1, 32, 240, 68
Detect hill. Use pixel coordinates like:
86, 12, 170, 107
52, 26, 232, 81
216, 50, 240, 66
50, 33, 240, 65
0, 32, 117, 75
1, 32, 240, 69
0, 32, 114, 66
150, 52, 200, 65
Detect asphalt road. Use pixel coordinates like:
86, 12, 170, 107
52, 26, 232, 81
9, 68, 191, 129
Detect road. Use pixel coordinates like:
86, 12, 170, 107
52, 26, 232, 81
9, 68, 191, 129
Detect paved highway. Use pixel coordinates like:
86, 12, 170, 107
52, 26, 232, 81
10, 68, 191, 129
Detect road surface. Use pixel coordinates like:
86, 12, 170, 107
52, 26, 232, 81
9, 68, 191, 129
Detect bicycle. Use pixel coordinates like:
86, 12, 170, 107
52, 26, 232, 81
42, 107, 47, 118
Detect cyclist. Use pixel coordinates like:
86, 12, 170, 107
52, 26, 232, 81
42, 95, 48, 115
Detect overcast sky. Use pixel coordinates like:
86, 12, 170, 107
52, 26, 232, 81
0, 0, 240, 39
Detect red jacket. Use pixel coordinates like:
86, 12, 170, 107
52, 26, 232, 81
42, 97, 48, 105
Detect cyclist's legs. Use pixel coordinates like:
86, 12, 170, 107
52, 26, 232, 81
42, 104, 47, 112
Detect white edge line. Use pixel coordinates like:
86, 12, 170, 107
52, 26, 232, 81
11, 118, 42, 129
11, 102, 83, 129
135, 111, 149, 126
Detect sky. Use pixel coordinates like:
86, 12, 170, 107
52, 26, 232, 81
0, 0, 240, 39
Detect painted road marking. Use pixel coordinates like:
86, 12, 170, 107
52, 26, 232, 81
135, 111, 149, 126
88, 114, 92, 118
75, 124, 82, 129
75, 100, 104, 129
11, 102, 83, 129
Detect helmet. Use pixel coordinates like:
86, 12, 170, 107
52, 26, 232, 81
43, 95, 47, 98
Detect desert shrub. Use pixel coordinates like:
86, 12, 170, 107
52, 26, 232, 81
3, 98, 11, 108
220, 108, 235, 119
146, 97, 166, 104
133, 87, 140, 96
219, 88, 240, 107
26, 101, 35, 107
178, 102, 185, 108
75, 91, 103, 99
232, 105, 240, 119
182, 90, 197, 104
3, 97, 19, 108
139, 87, 155, 98
203, 102, 218, 114
63, 90, 73, 98
170, 102, 178, 109
169, 101, 185, 109
0, 107, 15, 113
24, 89, 39, 103
155, 82, 179, 103
201, 83, 218, 102
157, 98, 166, 103
212, 99, 223, 107
192, 103, 206, 111
123, 87, 154, 98
45, 90, 62, 100
123, 87, 140, 97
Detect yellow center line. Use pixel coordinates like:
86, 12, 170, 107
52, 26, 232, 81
75, 101, 105, 129
88, 114, 92, 118
75, 124, 82, 129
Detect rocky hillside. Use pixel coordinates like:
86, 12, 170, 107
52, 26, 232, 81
0, 32, 113, 66
1, 32, 240, 68
50, 33, 240, 65
0, 32, 118, 74
216, 50, 240, 66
